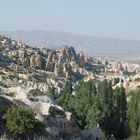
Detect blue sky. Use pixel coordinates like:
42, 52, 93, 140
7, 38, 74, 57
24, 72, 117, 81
0, 0, 140, 39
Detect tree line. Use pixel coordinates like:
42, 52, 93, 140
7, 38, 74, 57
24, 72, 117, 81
54, 80, 140, 140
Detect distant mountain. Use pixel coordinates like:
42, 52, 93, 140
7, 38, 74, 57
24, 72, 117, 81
0, 30, 140, 61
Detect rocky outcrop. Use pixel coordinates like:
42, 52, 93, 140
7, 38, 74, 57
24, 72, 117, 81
58, 45, 77, 61
33, 102, 83, 140
1, 35, 140, 81
0, 85, 82, 140
1, 35, 140, 90
18, 49, 27, 60
30, 54, 42, 68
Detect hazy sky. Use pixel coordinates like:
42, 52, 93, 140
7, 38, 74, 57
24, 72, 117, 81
0, 0, 140, 40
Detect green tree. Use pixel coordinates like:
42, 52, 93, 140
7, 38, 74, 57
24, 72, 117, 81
92, 80, 129, 139
128, 91, 140, 136
48, 85, 56, 99
113, 86, 129, 139
2, 107, 46, 140
59, 80, 73, 110
71, 80, 97, 129
86, 98, 103, 128
97, 80, 114, 138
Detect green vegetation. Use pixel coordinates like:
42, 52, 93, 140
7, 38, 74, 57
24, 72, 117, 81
127, 133, 140, 140
2, 107, 46, 140
58, 79, 140, 139
0, 71, 5, 75
127, 89, 140, 139
59, 81, 73, 110
47, 85, 56, 99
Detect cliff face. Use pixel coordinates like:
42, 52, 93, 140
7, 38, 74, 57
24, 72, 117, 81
1, 35, 140, 88
0, 36, 105, 80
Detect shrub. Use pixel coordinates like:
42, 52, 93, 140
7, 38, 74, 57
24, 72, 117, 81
2, 107, 46, 140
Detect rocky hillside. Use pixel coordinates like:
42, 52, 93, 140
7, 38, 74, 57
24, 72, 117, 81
0, 36, 83, 139
0, 35, 105, 81
1, 35, 140, 139
1, 35, 140, 90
